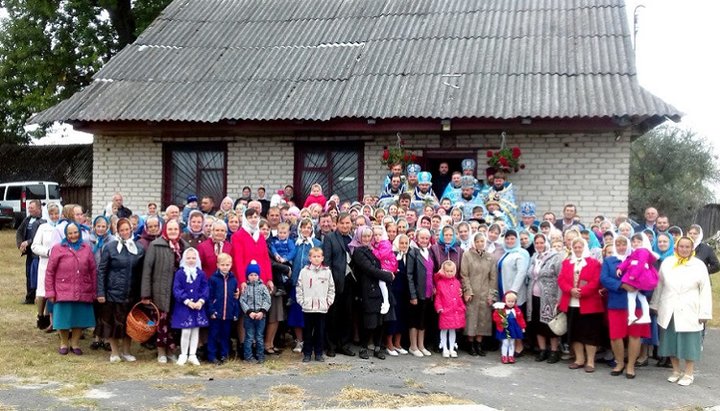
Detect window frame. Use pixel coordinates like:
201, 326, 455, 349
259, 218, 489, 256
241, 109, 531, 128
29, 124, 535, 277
162, 142, 228, 208
294, 142, 364, 205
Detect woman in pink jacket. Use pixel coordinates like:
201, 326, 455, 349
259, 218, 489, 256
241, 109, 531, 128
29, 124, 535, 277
45, 222, 97, 356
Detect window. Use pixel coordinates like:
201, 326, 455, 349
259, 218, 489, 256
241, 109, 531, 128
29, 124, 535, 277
25, 184, 46, 200
163, 143, 227, 207
295, 143, 363, 204
5, 186, 21, 201
47, 184, 61, 199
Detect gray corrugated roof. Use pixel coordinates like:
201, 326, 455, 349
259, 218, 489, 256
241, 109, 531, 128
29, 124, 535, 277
30, 0, 681, 124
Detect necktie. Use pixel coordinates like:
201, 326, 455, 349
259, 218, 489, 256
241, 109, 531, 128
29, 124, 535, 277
215, 242, 222, 256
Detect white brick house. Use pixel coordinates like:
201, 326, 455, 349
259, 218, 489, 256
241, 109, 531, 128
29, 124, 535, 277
32, 0, 680, 219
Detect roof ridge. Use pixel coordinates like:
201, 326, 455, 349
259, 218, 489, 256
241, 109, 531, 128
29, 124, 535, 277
150, 3, 625, 24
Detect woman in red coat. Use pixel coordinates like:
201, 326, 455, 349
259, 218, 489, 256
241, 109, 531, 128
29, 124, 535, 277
558, 237, 605, 372
231, 208, 274, 354
45, 222, 97, 355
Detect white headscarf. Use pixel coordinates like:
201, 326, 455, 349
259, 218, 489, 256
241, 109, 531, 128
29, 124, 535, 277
116, 235, 138, 255
569, 237, 590, 271
242, 214, 260, 241
180, 248, 202, 283
295, 219, 316, 246
612, 235, 631, 261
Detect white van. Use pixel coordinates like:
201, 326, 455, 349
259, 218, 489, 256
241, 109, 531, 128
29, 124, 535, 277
0, 181, 62, 226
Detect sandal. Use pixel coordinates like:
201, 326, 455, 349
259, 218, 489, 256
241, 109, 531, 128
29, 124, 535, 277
264, 347, 276, 355
568, 362, 583, 370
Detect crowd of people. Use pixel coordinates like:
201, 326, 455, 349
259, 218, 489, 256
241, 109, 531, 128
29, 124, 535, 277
15, 160, 714, 386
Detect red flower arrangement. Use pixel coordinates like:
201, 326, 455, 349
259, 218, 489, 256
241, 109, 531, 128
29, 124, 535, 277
381, 134, 417, 169
487, 145, 524, 173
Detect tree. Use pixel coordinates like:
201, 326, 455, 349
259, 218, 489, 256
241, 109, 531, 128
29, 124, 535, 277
629, 124, 720, 229
0, 0, 172, 144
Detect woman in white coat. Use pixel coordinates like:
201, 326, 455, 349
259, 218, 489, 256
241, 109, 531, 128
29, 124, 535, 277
651, 236, 712, 386
30, 203, 61, 330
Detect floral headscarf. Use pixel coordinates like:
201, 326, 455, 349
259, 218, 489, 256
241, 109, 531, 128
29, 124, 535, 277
162, 219, 182, 264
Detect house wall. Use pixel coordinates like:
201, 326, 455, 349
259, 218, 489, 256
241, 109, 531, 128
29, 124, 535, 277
93, 132, 630, 222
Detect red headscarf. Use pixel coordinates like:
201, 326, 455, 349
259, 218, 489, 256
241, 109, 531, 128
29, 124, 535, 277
162, 219, 182, 265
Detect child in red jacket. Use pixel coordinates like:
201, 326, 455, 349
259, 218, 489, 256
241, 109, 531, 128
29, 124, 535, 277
303, 183, 327, 209
434, 260, 466, 358
493, 291, 526, 364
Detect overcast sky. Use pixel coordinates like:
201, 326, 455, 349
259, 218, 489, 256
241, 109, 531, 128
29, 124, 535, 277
13, 1, 720, 150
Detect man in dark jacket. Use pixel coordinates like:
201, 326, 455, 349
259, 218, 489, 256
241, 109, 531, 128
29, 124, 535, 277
112, 193, 133, 219
16, 200, 44, 304
323, 213, 356, 357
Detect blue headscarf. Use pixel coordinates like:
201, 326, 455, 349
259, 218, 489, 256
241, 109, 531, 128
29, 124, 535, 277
586, 230, 602, 250
654, 232, 675, 262
62, 222, 85, 251
437, 226, 458, 255
92, 216, 111, 254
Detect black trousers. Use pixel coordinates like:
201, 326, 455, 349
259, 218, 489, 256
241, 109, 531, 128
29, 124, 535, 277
303, 312, 326, 356
326, 275, 355, 350
25, 255, 35, 302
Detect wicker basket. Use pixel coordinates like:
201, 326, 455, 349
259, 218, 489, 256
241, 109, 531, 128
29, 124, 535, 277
126, 302, 160, 343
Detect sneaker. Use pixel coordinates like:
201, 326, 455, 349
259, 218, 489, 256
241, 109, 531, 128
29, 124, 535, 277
380, 302, 390, 314
121, 354, 136, 362
110, 355, 121, 363
409, 349, 424, 357
157, 355, 168, 364
188, 355, 201, 366
668, 372, 683, 383
315, 354, 325, 362
168, 354, 178, 363
302, 355, 312, 363
293, 341, 304, 353
373, 348, 386, 360
176, 354, 188, 366
677, 374, 694, 386
386, 348, 399, 356
396, 347, 408, 355
359, 349, 369, 360
450, 350, 458, 358
420, 348, 432, 356
508, 356, 516, 364
442, 348, 450, 358
501, 356, 508, 364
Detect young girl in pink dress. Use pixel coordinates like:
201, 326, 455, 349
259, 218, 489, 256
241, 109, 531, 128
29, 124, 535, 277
616, 233, 659, 325
371, 225, 397, 314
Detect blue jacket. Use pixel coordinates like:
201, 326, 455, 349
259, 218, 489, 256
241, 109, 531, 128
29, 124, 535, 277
600, 256, 644, 310
207, 270, 240, 321
292, 238, 322, 285
269, 236, 297, 262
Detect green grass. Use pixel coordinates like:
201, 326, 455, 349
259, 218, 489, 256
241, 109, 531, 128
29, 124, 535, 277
0, 230, 306, 385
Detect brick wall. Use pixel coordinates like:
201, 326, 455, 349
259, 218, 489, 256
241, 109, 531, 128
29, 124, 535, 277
92, 135, 162, 217
365, 132, 631, 220
93, 132, 630, 222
